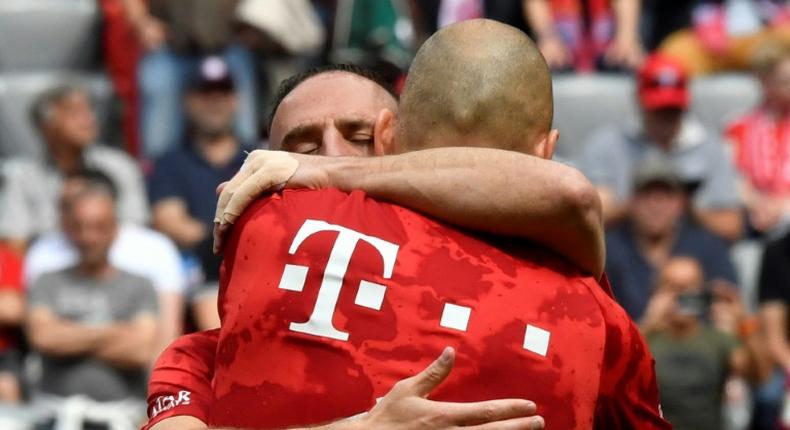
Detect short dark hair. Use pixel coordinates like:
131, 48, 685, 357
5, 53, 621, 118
66, 168, 119, 202
30, 84, 89, 130
267, 64, 396, 133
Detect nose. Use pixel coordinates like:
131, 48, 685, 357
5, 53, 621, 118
320, 124, 363, 157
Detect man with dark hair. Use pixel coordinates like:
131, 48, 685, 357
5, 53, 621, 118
148, 56, 253, 330
0, 85, 148, 253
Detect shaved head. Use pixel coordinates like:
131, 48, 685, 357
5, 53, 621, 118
397, 19, 553, 154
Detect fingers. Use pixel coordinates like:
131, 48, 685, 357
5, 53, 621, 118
216, 181, 228, 196
215, 158, 257, 225
465, 416, 545, 430
399, 347, 455, 398
439, 398, 538, 426
221, 158, 298, 225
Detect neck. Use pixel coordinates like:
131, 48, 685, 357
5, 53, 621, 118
765, 99, 790, 117
196, 132, 238, 167
77, 258, 113, 279
635, 228, 676, 268
49, 143, 83, 174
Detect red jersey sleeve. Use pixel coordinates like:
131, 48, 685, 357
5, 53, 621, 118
142, 329, 218, 430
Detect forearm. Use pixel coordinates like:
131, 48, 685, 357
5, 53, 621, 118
523, 0, 555, 38
29, 320, 111, 357
0, 291, 24, 326
327, 148, 604, 277
95, 320, 157, 368
612, 0, 641, 41
154, 216, 207, 249
692, 207, 744, 242
121, 0, 149, 24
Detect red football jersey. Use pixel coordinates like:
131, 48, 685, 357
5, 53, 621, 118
142, 329, 218, 430
211, 189, 670, 429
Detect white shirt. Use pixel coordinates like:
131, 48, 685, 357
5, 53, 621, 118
25, 224, 185, 294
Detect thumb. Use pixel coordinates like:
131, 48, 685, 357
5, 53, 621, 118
410, 347, 455, 397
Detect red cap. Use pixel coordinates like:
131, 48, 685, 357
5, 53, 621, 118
637, 54, 689, 110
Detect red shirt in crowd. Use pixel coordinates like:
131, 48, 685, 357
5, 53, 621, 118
201, 189, 669, 429
0, 247, 22, 354
726, 108, 790, 196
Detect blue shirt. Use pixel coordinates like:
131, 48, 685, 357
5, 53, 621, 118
605, 219, 738, 321
148, 143, 246, 229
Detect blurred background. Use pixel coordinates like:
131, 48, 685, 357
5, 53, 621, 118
0, 0, 789, 429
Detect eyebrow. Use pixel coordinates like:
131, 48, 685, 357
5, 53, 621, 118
280, 116, 375, 148
280, 123, 322, 149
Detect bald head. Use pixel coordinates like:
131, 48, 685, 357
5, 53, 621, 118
397, 19, 553, 154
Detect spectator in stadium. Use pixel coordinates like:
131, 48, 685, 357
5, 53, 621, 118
0, 85, 148, 253
523, 0, 645, 72
581, 53, 744, 241
25, 170, 185, 353
604, 156, 738, 320
148, 57, 249, 330
26, 181, 158, 428
756, 229, 790, 429
658, 0, 790, 76
123, 0, 258, 160
0, 244, 24, 404
725, 40, 790, 237
640, 256, 759, 430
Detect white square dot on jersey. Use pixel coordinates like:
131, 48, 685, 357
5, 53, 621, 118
523, 324, 551, 357
278, 264, 309, 292
355, 280, 387, 310
440, 303, 472, 332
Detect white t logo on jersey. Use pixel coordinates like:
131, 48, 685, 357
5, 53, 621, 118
278, 219, 400, 341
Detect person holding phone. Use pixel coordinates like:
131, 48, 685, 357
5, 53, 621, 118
640, 256, 765, 430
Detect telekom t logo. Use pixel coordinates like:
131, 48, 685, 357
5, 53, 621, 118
277, 219, 400, 341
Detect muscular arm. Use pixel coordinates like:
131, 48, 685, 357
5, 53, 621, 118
218, 148, 605, 277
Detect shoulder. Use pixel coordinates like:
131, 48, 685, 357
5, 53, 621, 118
32, 267, 73, 288
2, 157, 45, 181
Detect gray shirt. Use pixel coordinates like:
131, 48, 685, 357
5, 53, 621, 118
580, 115, 741, 209
0, 145, 149, 241
28, 267, 158, 401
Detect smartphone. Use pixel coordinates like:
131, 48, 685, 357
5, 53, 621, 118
676, 291, 711, 318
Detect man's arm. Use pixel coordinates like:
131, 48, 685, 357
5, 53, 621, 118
759, 302, 790, 370
216, 148, 605, 277
153, 199, 209, 249
26, 307, 115, 357
692, 207, 744, 243
94, 314, 159, 369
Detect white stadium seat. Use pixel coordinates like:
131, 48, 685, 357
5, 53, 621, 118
0, 0, 100, 72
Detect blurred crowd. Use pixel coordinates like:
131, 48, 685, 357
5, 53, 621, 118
0, 0, 789, 429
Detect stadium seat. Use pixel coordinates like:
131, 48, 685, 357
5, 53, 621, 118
552, 73, 761, 166
0, 0, 100, 71
0, 73, 115, 159
552, 74, 635, 165
690, 73, 761, 133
